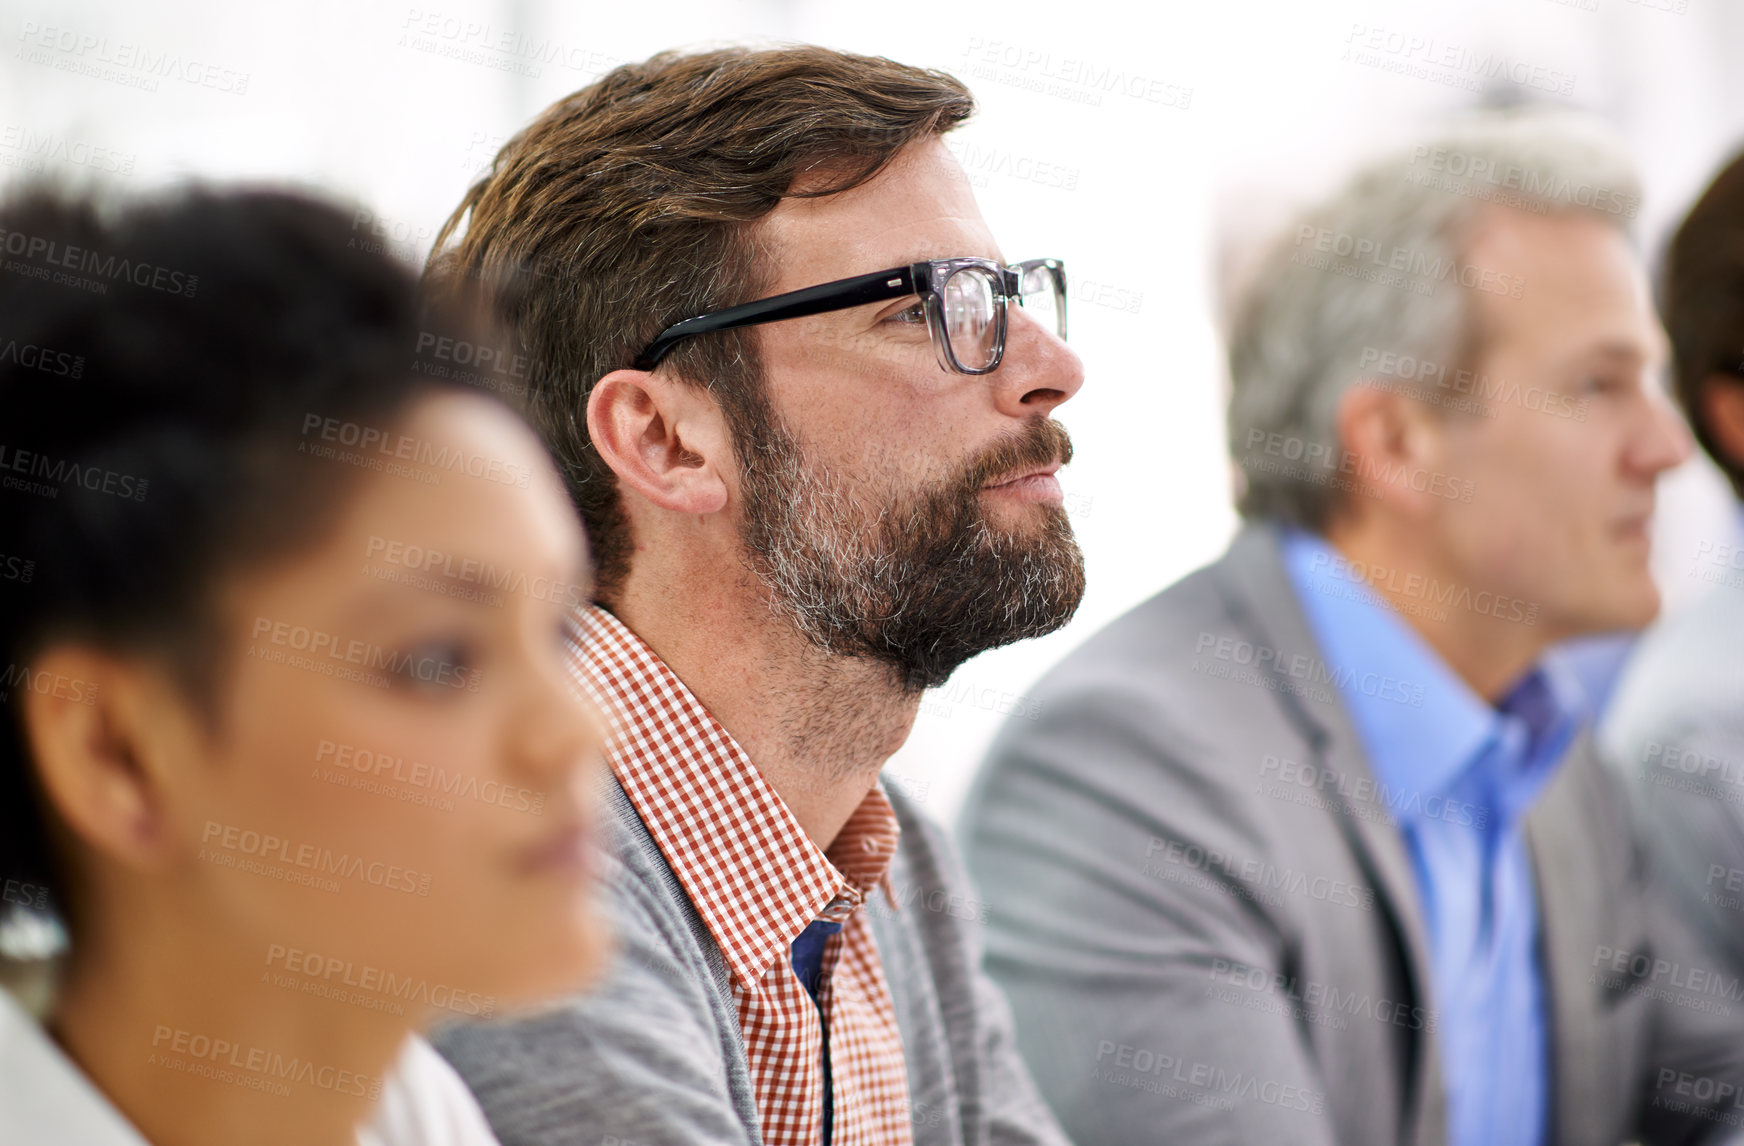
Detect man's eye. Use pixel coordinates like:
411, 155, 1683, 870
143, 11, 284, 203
884, 301, 927, 326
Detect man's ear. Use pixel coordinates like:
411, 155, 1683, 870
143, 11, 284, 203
20, 647, 186, 873
1699, 374, 1744, 473
1333, 381, 1448, 521
586, 368, 732, 516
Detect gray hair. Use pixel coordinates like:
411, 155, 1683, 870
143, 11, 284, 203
1227, 110, 1642, 529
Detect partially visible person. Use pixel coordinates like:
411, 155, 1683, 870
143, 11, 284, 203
961, 111, 1744, 1146
1601, 148, 1744, 976
0, 186, 612, 1146
423, 46, 1083, 1146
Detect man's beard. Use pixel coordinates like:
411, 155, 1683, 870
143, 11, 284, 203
733, 404, 1087, 692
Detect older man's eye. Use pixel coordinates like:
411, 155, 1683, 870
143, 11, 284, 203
884, 301, 927, 326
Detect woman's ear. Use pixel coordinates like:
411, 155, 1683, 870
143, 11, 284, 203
586, 369, 732, 516
20, 648, 186, 872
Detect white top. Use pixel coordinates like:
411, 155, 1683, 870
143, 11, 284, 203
0, 988, 501, 1145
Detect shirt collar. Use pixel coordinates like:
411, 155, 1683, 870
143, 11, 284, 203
1279, 529, 1585, 828
566, 605, 900, 987
0, 988, 151, 1144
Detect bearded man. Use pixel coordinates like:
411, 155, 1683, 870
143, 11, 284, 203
424, 46, 1086, 1146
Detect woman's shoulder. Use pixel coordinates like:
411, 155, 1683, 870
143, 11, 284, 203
360, 1034, 502, 1146
0, 986, 154, 1145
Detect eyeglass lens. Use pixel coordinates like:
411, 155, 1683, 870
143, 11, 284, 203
939, 264, 1065, 371
1017, 263, 1065, 342
941, 266, 1001, 371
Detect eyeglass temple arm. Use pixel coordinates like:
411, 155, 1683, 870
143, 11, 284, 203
633, 265, 921, 370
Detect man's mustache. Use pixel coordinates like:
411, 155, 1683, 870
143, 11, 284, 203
964, 419, 1074, 491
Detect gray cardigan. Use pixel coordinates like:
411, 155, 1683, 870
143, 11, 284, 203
433, 775, 1071, 1146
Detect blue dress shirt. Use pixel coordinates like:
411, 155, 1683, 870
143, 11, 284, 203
1282, 530, 1583, 1146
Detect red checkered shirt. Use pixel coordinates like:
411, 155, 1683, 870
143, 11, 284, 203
566, 604, 915, 1146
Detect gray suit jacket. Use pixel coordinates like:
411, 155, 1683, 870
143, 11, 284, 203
959, 523, 1744, 1146
434, 774, 1070, 1146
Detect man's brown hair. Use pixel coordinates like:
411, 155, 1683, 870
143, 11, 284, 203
425, 46, 975, 603
1663, 149, 1744, 500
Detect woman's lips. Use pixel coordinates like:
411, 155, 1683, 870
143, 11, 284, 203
517, 820, 595, 879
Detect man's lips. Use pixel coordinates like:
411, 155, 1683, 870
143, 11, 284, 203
985, 462, 1063, 487
983, 463, 1064, 502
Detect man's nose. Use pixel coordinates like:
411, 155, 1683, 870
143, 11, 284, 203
990, 305, 1084, 417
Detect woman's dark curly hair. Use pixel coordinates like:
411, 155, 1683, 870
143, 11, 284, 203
0, 184, 517, 961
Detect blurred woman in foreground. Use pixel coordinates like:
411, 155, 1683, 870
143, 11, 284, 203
0, 186, 611, 1145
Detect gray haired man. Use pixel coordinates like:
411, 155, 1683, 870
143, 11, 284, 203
960, 112, 1744, 1145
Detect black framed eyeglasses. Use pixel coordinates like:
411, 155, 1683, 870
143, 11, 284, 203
632, 257, 1067, 375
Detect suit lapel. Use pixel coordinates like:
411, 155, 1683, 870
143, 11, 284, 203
1523, 737, 1619, 1146
1214, 523, 1447, 1145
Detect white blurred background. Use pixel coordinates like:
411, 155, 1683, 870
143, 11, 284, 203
5, 0, 1742, 822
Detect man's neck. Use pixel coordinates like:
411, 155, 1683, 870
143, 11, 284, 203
609, 568, 918, 852
1321, 522, 1551, 704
